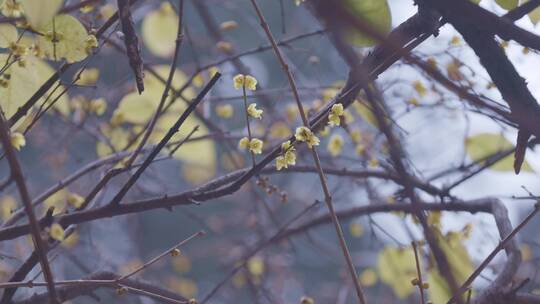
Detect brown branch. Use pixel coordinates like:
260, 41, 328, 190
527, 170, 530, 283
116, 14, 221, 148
0, 115, 58, 303
125, 0, 184, 167
117, 0, 144, 93
108, 72, 221, 206
248, 0, 366, 302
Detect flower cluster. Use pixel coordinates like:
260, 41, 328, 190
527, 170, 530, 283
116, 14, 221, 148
295, 126, 320, 148
10, 132, 25, 150
247, 103, 263, 119
276, 141, 296, 170
233, 74, 257, 91
327, 103, 344, 127
239, 137, 263, 154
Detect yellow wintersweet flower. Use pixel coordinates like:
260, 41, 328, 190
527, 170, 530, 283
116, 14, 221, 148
9, 42, 27, 57
300, 296, 315, 304
295, 126, 319, 148
318, 126, 330, 137
247, 103, 263, 119
351, 129, 362, 143
233, 74, 257, 90
269, 122, 291, 139
10, 132, 25, 150
327, 134, 344, 156
286, 104, 298, 122
1, 0, 22, 17
247, 256, 265, 276
49, 223, 65, 241
220, 20, 238, 31
412, 80, 427, 97
276, 141, 296, 170
85, 35, 98, 54
216, 104, 234, 118
90, 98, 107, 115
355, 144, 365, 156
249, 138, 263, 154
77, 68, 100, 86
238, 137, 250, 149
216, 41, 234, 53
67, 193, 84, 209
328, 103, 345, 127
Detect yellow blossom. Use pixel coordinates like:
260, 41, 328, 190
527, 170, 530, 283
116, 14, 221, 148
327, 134, 344, 156
1, 0, 22, 17
220, 20, 238, 31
249, 138, 263, 154
286, 104, 298, 122
328, 103, 344, 127
238, 137, 250, 149
216, 41, 233, 53
85, 35, 98, 54
216, 104, 233, 118
318, 126, 330, 137
276, 141, 296, 170
67, 193, 84, 209
247, 257, 264, 276
0, 196, 16, 220
359, 268, 377, 287
351, 129, 362, 143
450, 35, 460, 46
412, 80, 427, 97
269, 122, 291, 139
10, 132, 25, 150
9, 42, 27, 57
295, 126, 319, 148
355, 144, 365, 155
90, 98, 107, 115
408, 97, 419, 106
247, 103, 263, 119
49, 223, 65, 241
111, 112, 125, 126
80, 4, 95, 13
233, 74, 257, 90
77, 68, 99, 85
300, 296, 315, 304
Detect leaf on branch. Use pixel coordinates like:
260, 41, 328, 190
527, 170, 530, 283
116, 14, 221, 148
343, 0, 392, 47
465, 133, 534, 173
36, 14, 93, 63
19, 0, 63, 29
118, 0, 144, 94
142, 2, 179, 58
496, 0, 519, 10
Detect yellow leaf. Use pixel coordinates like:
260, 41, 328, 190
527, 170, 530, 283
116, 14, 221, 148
49, 223, 65, 241
465, 133, 534, 172
377, 246, 417, 299
359, 268, 378, 287
0, 195, 17, 220
349, 222, 364, 237
427, 230, 474, 303
0, 23, 17, 48
112, 66, 215, 183
37, 14, 91, 63
344, 0, 392, 47
0, 54, 69, 124
142, 3, 179, 58
19, 0, 63, 29
496, 0, 518, 10
247, 257, 265, 276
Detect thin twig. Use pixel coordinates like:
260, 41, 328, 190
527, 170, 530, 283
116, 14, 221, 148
0, 114, 58, 303
247, 0, 366, 302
